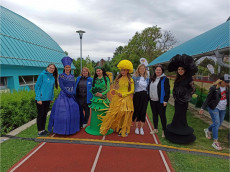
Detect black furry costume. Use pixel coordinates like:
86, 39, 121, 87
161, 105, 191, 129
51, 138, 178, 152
165, 54, 197, 144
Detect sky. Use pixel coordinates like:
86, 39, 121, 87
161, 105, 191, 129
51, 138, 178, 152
2, 0, 230, 62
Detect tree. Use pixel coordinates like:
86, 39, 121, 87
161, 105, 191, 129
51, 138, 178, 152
112, 25, 177, 69
113, 46, 124, 58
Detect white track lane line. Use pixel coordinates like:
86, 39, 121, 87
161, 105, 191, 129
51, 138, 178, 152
10, 134, 55, 172
91, 135, 105, 172
146, 117, 171, 172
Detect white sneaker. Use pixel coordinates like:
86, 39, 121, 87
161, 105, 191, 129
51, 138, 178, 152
83, 124, 87, 128
150, 129, 158, 134
140, 128, 144, 135
135, 128, 139, 135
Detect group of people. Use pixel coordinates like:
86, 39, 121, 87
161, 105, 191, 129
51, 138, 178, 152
35, 55, 229, 151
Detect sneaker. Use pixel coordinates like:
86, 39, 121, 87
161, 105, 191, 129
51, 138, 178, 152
37, 130, 49, 137
135, 128, 139, 135
140, 128, 144, 135
83, 124, 87, 128
204, 128, 211, 139
150, 129, 158, 134
212, 142, 222, 151
162, 131, 165, 138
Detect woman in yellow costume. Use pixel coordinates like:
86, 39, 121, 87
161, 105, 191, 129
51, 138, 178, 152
100, 60, 134, 137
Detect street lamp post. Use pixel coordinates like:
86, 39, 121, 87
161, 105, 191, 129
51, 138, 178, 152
76, 30, 85, 72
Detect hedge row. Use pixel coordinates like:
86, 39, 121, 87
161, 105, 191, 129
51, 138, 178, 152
0, 88, 60, 135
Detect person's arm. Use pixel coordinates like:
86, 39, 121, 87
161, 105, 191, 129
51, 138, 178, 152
201, 86, 215, 110
164, 77, 170, 103
35, 73, 43, 101
59, 75, 73, 97
101, 77, 110, 96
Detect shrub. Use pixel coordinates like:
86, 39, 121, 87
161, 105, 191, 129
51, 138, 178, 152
0, 88, 60, 135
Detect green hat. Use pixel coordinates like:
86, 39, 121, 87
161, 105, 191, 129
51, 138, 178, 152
95, 66, 103, 70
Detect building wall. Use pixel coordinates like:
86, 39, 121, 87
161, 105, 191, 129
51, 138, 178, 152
0, 64, 65, 92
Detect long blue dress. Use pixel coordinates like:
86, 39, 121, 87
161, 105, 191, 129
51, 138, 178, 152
48, 73, 84, 135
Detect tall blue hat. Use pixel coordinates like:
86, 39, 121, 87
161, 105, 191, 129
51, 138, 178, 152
61, 56, 73, 67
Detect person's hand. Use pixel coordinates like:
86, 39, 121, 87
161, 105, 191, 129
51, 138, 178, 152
37, 101, 42, 105
199, 109, 204, 115
96, 92, 102, 97
163, 102, 167, 107
117, 93, 122, 97
111, 90, 116, 95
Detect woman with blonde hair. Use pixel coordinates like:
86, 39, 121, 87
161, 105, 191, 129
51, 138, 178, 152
200, 76, 229, 150
100, 60, 134, 137
132, 64, 149, 135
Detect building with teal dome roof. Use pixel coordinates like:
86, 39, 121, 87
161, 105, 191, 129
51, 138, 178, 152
0, 6, 74, 92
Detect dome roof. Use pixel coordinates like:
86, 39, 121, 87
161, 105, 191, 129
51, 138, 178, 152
0, 6, 71, 68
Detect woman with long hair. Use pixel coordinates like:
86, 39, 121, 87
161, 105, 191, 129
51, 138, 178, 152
165, 54, 197, 144
100, 60, 134, 137
149, 65, 170, 137
35, 64, 58, 136
85, 66, 112, 135
199, 76, 229, 150
48, 56, 84, 135
74, 67, 93, 128
132, 64, 149, 135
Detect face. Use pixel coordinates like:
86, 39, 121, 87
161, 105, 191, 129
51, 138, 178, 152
220, 81, 226, 87
178, 67, 185, 76
155, 67, 163, 77
139, 66, 146, 76
47, 65, 55, 74
64, 65, 71, 74
82, 69, 89, 77
121, 69, 129, 76
96, 69, 103, 77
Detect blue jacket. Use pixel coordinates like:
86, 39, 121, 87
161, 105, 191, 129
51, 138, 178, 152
132, 76, 150, 94
35, 70, 55, 101
74, 76, 93, 104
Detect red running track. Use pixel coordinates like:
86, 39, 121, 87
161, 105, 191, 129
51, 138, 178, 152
8, 116, 174, 172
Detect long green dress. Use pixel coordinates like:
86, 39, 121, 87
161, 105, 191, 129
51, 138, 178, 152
85, 76, 113, 135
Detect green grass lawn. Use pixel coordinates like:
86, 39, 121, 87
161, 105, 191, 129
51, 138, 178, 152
147, 103, 230, 172
1, 104, 230, 172
1, 124, 39, 172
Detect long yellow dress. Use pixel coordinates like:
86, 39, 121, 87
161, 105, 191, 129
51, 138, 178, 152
100, 76, 134, 137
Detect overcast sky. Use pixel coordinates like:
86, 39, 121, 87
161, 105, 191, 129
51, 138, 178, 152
2, 0, 229, 62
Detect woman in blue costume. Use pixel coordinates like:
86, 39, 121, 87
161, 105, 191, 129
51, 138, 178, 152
48, 56, 84, 135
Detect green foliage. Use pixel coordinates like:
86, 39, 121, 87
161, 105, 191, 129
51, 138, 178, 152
0, 88, 60, 135
111, 25, 177, 70
72, 56, 95, 77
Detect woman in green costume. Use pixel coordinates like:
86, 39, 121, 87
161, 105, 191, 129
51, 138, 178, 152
85, 66, 113, 135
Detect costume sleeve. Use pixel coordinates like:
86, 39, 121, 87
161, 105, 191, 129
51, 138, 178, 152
122, 78, 134, 97
101, 77, 110, 96
201, 86, 215, 109
35, 73, 43, 101
164, 77, 170, 102
59, 75, 73, 97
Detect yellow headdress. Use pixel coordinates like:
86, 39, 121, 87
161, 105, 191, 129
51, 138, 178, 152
117, 60, 133, 73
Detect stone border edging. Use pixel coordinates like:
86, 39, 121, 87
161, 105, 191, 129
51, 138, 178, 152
0, 111, 51, 143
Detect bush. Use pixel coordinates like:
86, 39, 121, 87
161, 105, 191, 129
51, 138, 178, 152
0, 88, 60, 135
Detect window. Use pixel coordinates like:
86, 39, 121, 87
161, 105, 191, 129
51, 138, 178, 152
0, 77, 7, 90
19, 75, 38, 90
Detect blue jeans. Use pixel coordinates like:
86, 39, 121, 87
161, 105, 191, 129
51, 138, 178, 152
208, 107, 226, 140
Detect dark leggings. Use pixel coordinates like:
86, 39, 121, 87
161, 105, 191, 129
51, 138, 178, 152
36, 101, 50, 131
150, 100, 167, 130
81, 102, 90, 124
